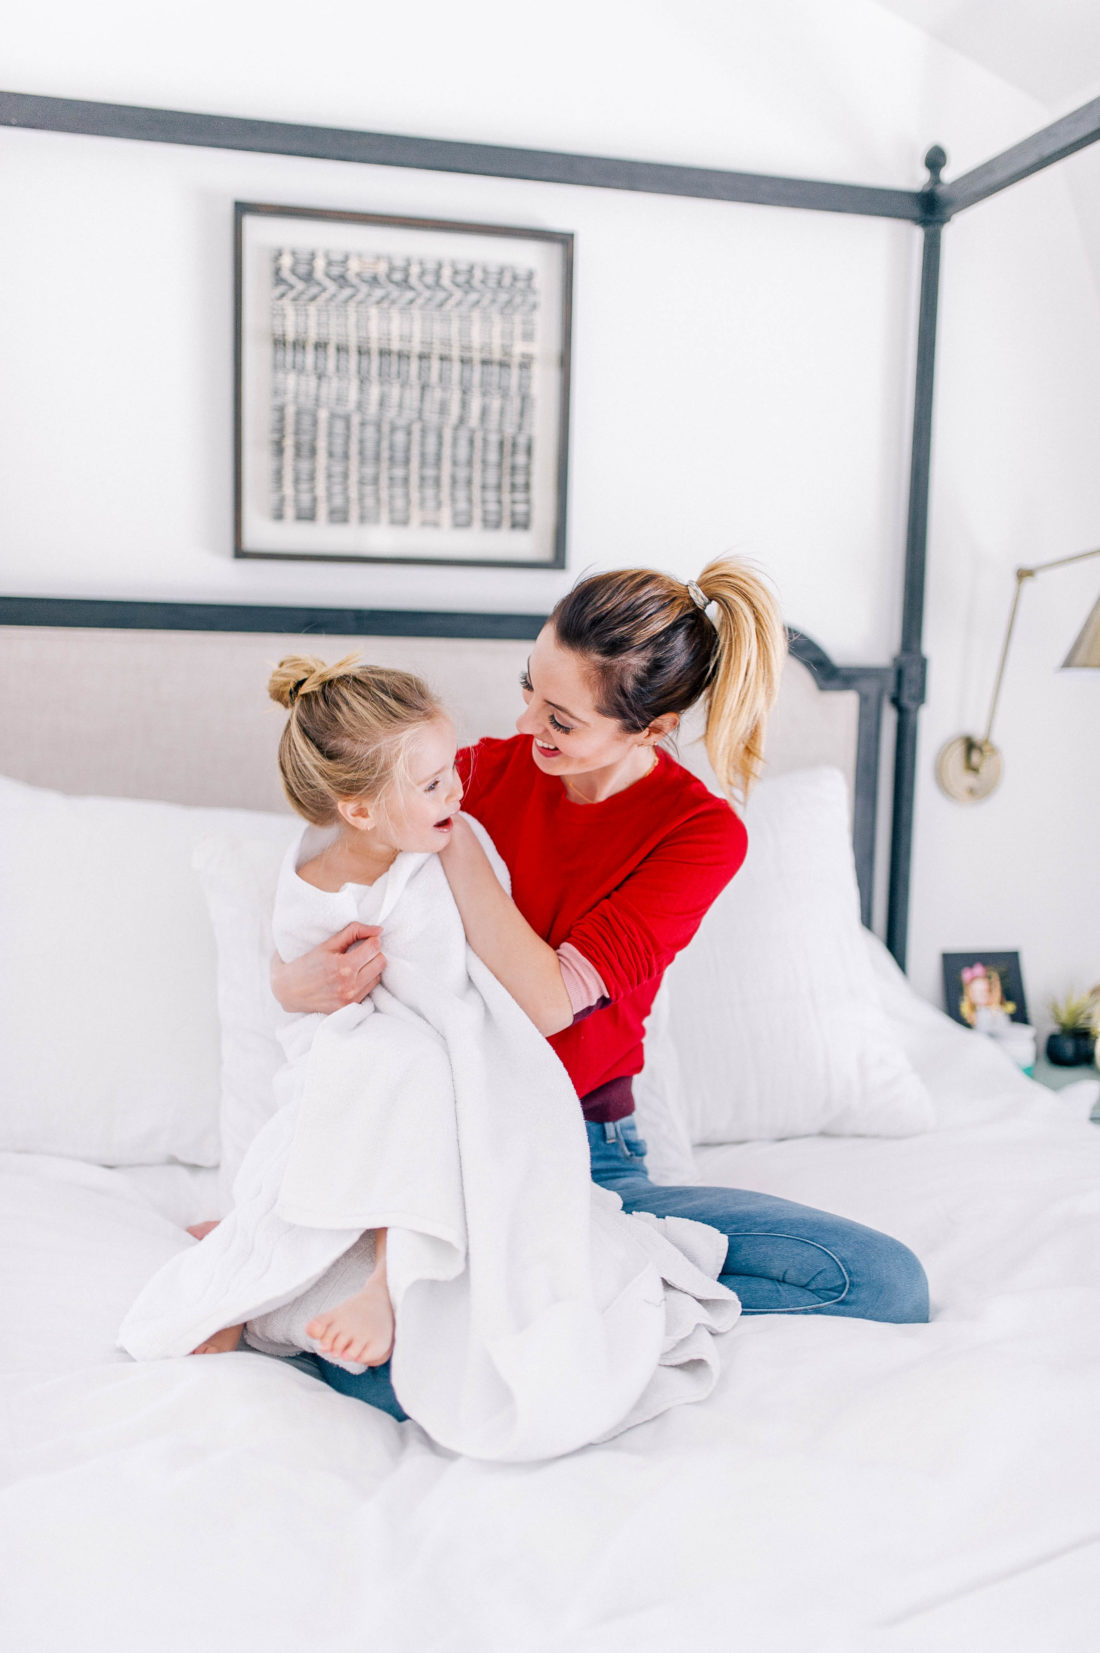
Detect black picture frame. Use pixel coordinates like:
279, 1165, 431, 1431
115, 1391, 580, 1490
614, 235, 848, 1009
942, 951, 1030, 1030
234, 202, 573, 570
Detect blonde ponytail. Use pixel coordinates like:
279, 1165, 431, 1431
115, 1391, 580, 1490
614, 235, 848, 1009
695, 556, 786, 800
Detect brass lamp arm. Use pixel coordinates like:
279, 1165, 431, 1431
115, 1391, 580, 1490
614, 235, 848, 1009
937, 543, 1100, 802
980, 546, 1100, 748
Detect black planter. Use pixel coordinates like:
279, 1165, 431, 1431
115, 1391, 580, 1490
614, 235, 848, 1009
1045, 1029, 1097, 1067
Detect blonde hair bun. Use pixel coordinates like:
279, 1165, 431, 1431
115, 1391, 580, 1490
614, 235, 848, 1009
267, 653, 362, 710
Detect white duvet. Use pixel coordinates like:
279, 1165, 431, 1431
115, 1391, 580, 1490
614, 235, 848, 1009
3, 940, 1100, 1651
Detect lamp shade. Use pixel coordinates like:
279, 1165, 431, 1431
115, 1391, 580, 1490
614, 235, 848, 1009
1062, 593, 1100, 668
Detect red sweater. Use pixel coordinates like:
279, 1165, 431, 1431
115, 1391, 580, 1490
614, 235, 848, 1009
457, 735, 747, 1121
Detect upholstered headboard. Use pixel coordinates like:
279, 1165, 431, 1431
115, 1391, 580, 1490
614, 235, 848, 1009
0, 604, 887, 923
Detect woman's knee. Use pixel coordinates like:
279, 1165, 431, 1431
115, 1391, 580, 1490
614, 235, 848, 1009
858, 1232, 930, 1324
748, 1222, 929, 1324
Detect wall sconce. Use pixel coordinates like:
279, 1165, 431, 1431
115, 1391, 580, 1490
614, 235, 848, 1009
936, 545, 1100, 803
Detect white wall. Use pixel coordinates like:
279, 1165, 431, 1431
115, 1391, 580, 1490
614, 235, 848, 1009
3, 0, 1098, 1026
0, 123, 913, 654
912, 165, 1100, 1024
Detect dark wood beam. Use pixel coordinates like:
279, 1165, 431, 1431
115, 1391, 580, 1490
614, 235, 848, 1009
0, 90, 924, 221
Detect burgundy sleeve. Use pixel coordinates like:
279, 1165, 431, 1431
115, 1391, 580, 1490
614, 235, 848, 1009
561, 806, 748, 1000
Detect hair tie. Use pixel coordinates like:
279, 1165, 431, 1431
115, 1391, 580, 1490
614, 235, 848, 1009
686, 580, 719, 628
287, 678, 307, 707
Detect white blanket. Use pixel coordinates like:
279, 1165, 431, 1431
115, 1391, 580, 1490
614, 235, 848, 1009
119, 820, 739, 1461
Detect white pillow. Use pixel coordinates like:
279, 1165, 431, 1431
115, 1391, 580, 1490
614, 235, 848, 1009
0, 773, 293, 1166
648, 767, 934, 1144
192, 834, 293, 1207
631, 989, 701, 1184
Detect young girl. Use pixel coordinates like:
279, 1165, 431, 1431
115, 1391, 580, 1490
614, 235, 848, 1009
121, 654, 468, 1374
193, 654, 464, 1367
121, 654, 738, 1456
960, 963, 1015, 1035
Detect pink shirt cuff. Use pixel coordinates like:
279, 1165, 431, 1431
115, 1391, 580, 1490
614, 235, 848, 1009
557, 942, 610, 1016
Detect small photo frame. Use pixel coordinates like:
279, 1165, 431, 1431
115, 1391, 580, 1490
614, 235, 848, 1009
942, 951, 1030, 1032
235, 202, 573, 569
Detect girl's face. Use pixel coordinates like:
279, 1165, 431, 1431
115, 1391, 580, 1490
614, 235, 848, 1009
515, 625, 660, 782
339, 717, 463, 854
969, 973, 993, 1007
386, 717, 464, 851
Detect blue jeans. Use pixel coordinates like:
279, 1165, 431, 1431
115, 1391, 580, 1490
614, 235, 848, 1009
589, 1117, 929, 1321
309, 1349, 409, 1420
313, 1113, 929, 1415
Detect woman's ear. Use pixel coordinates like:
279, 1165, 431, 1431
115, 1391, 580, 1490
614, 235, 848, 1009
336, 795, 376, 834
643, 713, 679, 745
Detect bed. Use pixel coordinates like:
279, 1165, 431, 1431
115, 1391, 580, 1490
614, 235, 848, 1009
2, 615, 1100, 1653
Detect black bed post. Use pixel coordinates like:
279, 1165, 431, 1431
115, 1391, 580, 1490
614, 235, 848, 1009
887, 146, 946, 970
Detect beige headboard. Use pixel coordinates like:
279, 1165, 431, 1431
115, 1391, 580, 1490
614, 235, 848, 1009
0, 623, 859, 812
0, 614, 884, 924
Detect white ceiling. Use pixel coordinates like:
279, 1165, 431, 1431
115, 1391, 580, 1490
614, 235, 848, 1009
874, 0, 1100, 298
873, 0, 1100, 110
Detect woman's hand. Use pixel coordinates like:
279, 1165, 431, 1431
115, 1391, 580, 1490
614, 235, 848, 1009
270, 922, 385, 1014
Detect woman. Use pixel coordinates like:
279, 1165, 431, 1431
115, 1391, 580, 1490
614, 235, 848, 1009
275, 558, 930, 1411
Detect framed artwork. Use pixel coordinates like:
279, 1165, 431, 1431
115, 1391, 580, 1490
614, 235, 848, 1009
234, 203, 573, 569
942, 951, 1030, 1032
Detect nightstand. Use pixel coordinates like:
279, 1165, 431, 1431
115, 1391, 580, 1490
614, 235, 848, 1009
1032, 1055, 1100, 1121
1032, 1055, 1097, 1092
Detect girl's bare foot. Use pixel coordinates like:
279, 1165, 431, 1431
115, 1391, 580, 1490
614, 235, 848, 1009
190, 1324, 244, 1355
307, 1277, 395, 1368
186, 1220, 221, 1241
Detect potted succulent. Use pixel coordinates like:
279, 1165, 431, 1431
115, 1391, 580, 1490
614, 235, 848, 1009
1046, 990, 1098, 1067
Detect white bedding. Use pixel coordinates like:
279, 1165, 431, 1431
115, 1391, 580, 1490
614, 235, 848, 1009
3, 943, 1100, 1652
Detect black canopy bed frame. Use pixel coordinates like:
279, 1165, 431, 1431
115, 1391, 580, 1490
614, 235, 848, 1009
3, 88, 1099, 965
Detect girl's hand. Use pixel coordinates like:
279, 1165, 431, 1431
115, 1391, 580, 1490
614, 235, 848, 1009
270, 922, 385, 1014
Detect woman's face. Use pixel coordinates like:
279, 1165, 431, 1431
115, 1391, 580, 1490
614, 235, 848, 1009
515, 625, 655, 782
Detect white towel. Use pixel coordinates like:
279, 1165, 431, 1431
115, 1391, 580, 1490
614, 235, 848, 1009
120, 818, 740, 1461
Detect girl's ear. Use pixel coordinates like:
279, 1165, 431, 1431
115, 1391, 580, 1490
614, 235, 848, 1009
336, 795, 376, 834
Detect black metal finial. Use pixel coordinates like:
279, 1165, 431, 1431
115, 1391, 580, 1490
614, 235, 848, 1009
923, 145, 947, 186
